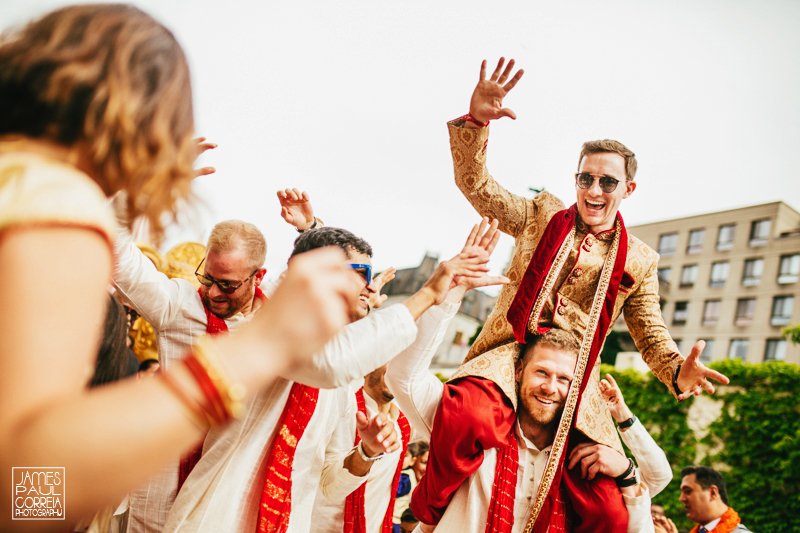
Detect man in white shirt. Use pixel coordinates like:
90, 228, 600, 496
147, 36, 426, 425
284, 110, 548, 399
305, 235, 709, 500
114, 218, 415, 533
387, 277, 663, 532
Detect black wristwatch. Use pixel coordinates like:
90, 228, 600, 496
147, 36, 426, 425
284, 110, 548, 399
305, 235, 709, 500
673, 364, 684, 400
618, 415, 637, 430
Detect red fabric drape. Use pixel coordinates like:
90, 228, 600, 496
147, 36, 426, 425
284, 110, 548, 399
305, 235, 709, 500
411, 377, 516, 525
256, 383, 320, 533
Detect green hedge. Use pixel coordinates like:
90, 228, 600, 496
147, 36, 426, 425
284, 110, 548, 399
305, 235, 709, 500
603, 360, 800, 533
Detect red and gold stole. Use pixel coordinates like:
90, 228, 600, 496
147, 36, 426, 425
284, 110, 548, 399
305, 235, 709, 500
176, 287, 267, 493
505, 204, 629, 533
689, 508, 742, 533
343, 388, 411, 533
256, 382, 320, 533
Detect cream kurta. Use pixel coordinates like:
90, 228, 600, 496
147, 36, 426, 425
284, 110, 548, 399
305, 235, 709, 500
113, 231, 419, 533
311, 390, 406, 532
446, 119, 684, 453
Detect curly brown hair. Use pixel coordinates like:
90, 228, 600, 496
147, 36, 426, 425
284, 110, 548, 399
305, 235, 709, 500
0, 4, 196, 241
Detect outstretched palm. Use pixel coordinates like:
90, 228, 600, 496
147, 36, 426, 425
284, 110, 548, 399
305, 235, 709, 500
469, 58, 525, 123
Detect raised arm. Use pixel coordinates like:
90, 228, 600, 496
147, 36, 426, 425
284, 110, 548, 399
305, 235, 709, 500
387, 218, 509, 439
113, 225, 193, 330
449, 58, 530, 237
601, 374, 672, 497
623, 258, 728, 401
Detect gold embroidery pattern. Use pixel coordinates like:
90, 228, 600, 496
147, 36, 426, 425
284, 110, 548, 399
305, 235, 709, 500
529, 226, 577, 330
523, 219, 621, 533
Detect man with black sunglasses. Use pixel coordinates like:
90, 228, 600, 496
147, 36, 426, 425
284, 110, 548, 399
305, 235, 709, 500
410, 58, 730, 532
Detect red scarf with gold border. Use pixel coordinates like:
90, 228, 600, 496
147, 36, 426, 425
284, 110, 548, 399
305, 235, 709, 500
504, 205, 629, 533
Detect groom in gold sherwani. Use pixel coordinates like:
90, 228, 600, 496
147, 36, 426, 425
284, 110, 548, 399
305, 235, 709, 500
413, 58, 730, 533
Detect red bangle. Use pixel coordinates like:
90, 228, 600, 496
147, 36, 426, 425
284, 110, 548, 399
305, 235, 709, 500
461, 113, 489, 128
184, 355, 230, 425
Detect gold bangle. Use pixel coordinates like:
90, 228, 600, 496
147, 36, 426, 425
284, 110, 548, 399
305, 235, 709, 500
159, 368, 212, 431
192, 338, 247, 420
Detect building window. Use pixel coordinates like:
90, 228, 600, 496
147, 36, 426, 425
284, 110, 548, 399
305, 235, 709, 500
742, 258, 764, 286
709, 261, 729, 287
749, 219, 771, 246
673, 301, 689, 325
777, 254, 800, 284
658, 267, 671, 284
658, 233, 679, 256
735, 298, 756, 325
452, 331, 464, 345
728, 339, 749, 360
716, 224, 735, 251
686, 229, 705, 254
680, 265, 698, 287
702, 300, 722, 325
771, 296, 794, 326
700, 339, 714, 363
764, 339, 787, 361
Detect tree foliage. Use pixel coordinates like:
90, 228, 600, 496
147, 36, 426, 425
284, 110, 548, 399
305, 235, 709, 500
602, 360, 800, 533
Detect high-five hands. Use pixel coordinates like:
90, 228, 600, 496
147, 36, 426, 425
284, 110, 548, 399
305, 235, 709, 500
419, 218, 509, 307
277, 188, 316, 231
467, 58, 524, 126
676, 340, 730, 401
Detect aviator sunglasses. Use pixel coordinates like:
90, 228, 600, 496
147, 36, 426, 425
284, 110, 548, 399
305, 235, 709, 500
575, 172, 622, 193
195, 257, 258, 294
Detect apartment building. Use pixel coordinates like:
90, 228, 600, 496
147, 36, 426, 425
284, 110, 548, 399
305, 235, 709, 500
616, 201, 800, 364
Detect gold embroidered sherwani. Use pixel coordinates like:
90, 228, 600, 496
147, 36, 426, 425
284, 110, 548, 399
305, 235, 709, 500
447, 119, 684, 454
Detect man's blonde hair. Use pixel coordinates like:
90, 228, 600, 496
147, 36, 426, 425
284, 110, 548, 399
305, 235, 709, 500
578, 140, 638, 182
521, 328, 580, 365
207, 220, 266, 270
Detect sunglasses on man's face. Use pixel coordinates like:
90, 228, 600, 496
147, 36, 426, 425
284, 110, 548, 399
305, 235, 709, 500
348, 263, 372, 286
575, 172, 622, 193
195, 257, 258, 295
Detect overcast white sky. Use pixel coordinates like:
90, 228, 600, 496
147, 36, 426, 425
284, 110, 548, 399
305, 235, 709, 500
4, 1, 800, 289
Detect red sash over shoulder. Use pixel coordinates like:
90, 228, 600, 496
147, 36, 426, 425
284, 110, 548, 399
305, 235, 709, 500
344, 388, 411, 533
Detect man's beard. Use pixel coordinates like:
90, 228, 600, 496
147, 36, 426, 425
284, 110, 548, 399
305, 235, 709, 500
520, 392, 564, 427
201, 285, 253, 320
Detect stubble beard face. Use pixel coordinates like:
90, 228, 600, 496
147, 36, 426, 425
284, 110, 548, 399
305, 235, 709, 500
520, 391, 563, 428
201, 281, 253, 320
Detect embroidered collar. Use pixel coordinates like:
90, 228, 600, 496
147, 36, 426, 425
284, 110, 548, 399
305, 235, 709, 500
575, 215, 617, 242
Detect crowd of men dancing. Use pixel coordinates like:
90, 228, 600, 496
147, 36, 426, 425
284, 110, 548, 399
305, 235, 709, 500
0, 4, 752, 533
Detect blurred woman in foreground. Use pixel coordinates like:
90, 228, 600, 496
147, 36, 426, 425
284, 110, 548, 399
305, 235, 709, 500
0, 5, 355, 530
